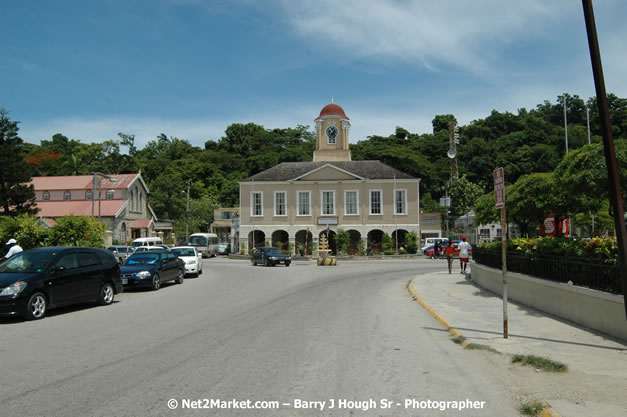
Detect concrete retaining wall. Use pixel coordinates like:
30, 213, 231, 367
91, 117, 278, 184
471, 262, 627, 341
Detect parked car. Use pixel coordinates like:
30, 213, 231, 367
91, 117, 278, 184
107, 245, 135, 263
120, 250, 185, 290
133, 245, 168, 253
217, 243, 231, 255
0, 247, 122, 320
251, 247, 291, 267
424, 241, 472, 258
170, 246, 202, 277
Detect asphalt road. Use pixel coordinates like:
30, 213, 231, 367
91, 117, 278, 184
0, 258, 521, 416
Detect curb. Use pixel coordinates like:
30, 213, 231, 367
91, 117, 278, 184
407, 276, 563, 417
408, 277, 470, 348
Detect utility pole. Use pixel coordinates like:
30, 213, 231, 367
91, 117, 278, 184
582, 0, 627, 318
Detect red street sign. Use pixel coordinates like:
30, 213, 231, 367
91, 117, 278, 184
494, 167, 505, 209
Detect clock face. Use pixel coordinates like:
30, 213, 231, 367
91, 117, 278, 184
326, 125, 339, 143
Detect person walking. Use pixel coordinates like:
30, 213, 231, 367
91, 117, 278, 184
458, 236, 472, 274
432, 240, 440, 259
445, 240, 455, 274
4, 238, 23, 259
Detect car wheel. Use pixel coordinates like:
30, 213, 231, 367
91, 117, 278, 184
265, 259, 270, 267
175, 269, 184, 284
151, 273, 161, 291
285, 262, 291, 267
99, 282, 115, 305
25, 292, 47, 320
252, 259, 256, 266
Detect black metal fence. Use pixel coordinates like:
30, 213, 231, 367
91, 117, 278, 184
472, 247, 622, 295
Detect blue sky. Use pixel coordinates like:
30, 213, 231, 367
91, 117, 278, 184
2, 0, 626, 148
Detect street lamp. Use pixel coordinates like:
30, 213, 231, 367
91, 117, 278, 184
91, 172, 118, 222
563, 92, 569, 154
183, 181, 190, 243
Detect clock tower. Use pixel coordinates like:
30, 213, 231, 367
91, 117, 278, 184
313, 101, 351, 162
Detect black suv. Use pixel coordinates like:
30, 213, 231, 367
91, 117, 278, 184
251, 247, 292, 267
0, 247, 122, 320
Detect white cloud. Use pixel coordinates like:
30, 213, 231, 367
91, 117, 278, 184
280, 0, 570, 74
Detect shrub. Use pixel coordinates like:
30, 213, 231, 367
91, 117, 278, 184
48, 215, 105, 247
357, 239, 366, 256
335, 228, 350, 255
405, 232, 418, 254
0, 214, 49, 250
481, 236, 618, 263
382, 233, 394, 253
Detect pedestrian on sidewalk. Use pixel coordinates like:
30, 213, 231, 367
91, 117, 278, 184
445, 240, 455, 273
4, 238, 23, 259
458, 236, 471, 274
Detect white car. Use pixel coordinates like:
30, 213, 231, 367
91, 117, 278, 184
170, 246, 203, 277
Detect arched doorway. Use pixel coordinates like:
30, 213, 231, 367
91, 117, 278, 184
295, 230, 314, 256
271, 230, 289, 252
248, 230, 265, 252
346, 229, 361, 255
319, 230, 337, 256
367, 229, 383, 254
392, 229, 409, 253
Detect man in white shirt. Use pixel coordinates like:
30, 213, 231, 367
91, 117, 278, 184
458, 236, 472, 274
4, 238, 23, 259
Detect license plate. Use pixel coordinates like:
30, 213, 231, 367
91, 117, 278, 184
279, 261, 284, 264
122, 279, 128, 284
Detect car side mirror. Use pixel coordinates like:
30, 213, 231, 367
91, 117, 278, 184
51, 266, 66, 274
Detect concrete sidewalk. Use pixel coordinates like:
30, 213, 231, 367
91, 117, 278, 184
410, 264, 627, 417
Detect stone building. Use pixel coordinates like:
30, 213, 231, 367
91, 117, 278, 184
30, 173, 172, 243
238, 102, 421, 255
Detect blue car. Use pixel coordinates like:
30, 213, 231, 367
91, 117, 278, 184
120, 250, 185, 291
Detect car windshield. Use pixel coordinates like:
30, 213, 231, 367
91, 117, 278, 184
218, 243, 228, 248
171, 248, 195, 257
125, 254, 160, 265
0, 251, 56, 273
264, 248, 282, 255
187, 236, 208, 246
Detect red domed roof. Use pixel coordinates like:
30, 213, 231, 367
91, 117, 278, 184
315, 103, 349, 120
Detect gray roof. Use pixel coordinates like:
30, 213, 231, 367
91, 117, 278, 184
243, 161, 417, 182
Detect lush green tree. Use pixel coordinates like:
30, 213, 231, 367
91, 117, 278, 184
48, 216, 105, 247
553, 141, 627, 216
448, 175, 483, 218
0, 109, 38, 217
0, 214, 49, 250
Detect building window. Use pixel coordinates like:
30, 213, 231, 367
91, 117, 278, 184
85, 190, 92, 201
369, 190, 382, 215
63, 190, 71, 201
496, 228, 502, 237
274, 191, 287, 216
251, 191, 263, 216
344, 190, 358, 215
43, 191, 50, 201
321, 190, 335, 215
394, 189, 407, 215
480, 229, 490, 240
297, 191, 311, 216
139, 193, 142, 211
106, 190, 114, 200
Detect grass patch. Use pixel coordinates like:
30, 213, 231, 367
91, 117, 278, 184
464, 343, 499, 354
512, 354, 568, 372
519, 401, 546, 416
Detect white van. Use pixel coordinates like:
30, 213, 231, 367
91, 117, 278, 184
187, 233, 219, 258
421, 237, 448, 251
131, 237, 164, 248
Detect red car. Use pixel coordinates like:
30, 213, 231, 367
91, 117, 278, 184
425, 241, 472, 258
